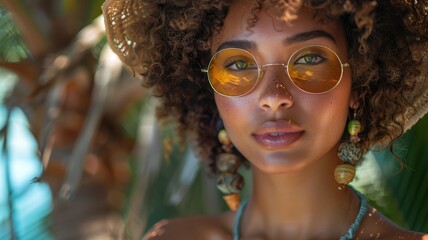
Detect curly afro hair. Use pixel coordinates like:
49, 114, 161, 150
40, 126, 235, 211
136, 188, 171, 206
103, 0, 428, 174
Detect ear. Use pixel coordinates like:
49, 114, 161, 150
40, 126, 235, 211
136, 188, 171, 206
349, 91, 359, 109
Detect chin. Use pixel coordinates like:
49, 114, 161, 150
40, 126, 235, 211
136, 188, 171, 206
251, 151, 316, 174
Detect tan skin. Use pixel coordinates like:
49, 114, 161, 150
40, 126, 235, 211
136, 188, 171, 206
144, 1, 428, 239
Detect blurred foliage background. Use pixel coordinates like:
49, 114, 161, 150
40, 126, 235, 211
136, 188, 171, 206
0, 1, 426, 239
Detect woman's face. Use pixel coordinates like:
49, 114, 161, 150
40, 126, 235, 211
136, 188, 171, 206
211, 0, 355, 173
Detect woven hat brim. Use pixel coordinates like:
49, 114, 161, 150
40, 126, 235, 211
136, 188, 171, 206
102, 0, 146, 77
403, 52, 428, 131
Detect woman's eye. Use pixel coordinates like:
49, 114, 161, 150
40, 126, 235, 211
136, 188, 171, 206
225, 57, 256, 71
295, 54, 325, 65
228, 61, 249, 70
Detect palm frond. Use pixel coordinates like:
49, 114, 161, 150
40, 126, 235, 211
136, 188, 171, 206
387, 115, 428, 232
0, 7, 29, 62
0, 1, 50, 57
354, 115, 428, 232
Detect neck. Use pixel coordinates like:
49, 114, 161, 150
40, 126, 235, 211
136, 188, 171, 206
241, 149, 361, 239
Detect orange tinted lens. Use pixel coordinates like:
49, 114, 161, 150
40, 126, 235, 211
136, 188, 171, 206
288, 46, 342, 93
208, 48, 259, 96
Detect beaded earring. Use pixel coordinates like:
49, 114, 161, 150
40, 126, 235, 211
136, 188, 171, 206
335, 109, 363, 190
216, 129, 244, 211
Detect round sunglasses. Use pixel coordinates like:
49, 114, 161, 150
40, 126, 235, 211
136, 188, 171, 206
202, 45, 350, 97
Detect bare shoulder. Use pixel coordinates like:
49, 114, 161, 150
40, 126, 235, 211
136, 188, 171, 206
143, 212, 235, 240
358, 206, 428, 240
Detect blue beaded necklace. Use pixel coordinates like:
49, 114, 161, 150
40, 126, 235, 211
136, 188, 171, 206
232, 190, 368, 240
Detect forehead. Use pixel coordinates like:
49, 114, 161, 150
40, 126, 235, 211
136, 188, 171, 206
210, 0, 347, 53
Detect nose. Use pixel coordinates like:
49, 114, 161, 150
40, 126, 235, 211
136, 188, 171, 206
258, 67, 293, 112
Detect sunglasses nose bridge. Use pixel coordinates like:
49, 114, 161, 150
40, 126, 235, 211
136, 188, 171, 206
261, 63, 288, 70
259, 62, 290, 84
259, 62, 288, 80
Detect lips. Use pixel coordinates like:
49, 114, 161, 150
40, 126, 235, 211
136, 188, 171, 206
252, 120, 304, 149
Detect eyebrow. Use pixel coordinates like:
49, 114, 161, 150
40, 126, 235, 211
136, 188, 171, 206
284, 30, 337, 45
216, 40, 256, 52
215, 30, 337, 52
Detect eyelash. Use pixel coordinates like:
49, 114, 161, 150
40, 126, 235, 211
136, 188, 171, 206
225, 57, 256, 70
294, 53, 326, 65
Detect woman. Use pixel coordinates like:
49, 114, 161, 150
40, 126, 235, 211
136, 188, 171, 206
102, 0, 428, 239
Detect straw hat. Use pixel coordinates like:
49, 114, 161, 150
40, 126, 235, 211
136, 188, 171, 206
101, 0, 428, 141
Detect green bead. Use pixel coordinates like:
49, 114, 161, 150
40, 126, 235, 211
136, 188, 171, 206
218, 129, 232, 145
347, 119, 361, 136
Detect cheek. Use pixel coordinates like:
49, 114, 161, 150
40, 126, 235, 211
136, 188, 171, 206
309, 99, 348, 129
215, 94, 242, 124
214, 94, 252, 139
302, 87, 351, 140
214, 94, 231, 122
